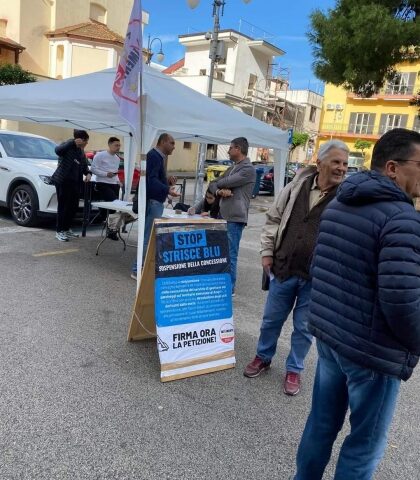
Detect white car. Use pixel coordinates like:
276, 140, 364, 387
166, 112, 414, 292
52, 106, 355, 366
0, 130, 58, 226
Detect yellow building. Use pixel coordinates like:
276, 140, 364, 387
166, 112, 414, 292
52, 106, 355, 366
0, 0, 149, 149
318, 61, 420, 167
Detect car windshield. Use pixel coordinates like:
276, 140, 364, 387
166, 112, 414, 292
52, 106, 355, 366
0, 134, 57, 160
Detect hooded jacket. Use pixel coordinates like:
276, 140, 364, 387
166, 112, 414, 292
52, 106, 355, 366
309, 170, 420, 380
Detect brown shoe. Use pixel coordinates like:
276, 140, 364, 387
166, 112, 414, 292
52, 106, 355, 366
244, 356, 271, 378
284, 371, 301, 396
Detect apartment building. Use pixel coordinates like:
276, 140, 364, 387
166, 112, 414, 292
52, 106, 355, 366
0, 0, 148, 148
318, 60, 420, 166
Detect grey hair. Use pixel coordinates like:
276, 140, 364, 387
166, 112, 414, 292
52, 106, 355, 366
317, 140, 349, 161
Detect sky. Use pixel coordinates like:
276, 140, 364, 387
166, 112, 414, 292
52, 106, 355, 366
141, 0, 336, 92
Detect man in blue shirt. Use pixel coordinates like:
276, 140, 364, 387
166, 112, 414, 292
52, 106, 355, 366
132, 133, 179, 279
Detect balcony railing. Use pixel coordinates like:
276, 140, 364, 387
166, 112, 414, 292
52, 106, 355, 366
348, 83, 418, 99
320, 123, 410, 136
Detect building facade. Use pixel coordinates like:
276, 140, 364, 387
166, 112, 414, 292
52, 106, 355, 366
164, 29, 290, 170
0, 0, 148, 149
318, 61, 420, 166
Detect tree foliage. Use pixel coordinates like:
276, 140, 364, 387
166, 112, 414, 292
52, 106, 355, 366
308, 1, 420, 96
354, 139, 372, 154
0, 63, 36, 86
410, 90, 420, 116
291, 132, 310, 151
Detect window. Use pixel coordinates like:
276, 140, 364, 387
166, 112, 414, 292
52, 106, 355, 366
379, 113, 408, 134
385, 72, 417, 95
0, 134, 57, 160
183, 142, 192, 150
413, 116, 420, 133
248, 74, 257, 92
90, 3, 107, 24
309, 106, 317, 123
349, 113, 374, 134
214, 70, 224, 81
199, 69, 207, 76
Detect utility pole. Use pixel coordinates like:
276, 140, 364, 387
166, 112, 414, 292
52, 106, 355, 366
193, 0, 224, 204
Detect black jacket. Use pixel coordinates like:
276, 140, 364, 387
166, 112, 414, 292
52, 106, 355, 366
309, 170, 420, 381
53, 139, 90, 184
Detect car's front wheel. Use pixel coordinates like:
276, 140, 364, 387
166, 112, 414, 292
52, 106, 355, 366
10, 184, 39, 227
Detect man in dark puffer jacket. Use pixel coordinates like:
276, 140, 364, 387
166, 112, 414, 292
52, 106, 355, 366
294, 128, 420, 480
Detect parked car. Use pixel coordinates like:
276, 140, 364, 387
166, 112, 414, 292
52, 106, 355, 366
0, 130, 59, 226
205, 159, 233, 181
86, 150, 139, 193
257, 162, 299, 195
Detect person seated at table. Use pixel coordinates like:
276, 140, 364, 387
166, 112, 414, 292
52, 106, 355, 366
187, 189, 221, 218
91, 136, 122, 240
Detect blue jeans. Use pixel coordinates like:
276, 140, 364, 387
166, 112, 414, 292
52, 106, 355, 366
132, 199, 164, 274
294, 340, 401, 480
226, 221, 245, 292
256, 276, 312, 372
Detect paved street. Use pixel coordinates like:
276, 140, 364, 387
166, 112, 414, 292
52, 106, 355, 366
0, 186, 419, 480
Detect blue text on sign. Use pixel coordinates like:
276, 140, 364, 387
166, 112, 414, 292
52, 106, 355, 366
174, 230, 207, 249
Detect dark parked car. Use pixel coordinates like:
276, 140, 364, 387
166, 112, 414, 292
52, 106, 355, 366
257, 162, 300, 195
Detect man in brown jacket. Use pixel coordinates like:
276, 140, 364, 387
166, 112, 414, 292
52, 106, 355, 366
244, 140, 349, 395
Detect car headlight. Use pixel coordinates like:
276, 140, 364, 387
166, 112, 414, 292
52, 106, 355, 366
39, 175, 53, 185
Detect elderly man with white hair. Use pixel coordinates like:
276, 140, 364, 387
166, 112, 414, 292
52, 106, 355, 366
244, 140, 349, 395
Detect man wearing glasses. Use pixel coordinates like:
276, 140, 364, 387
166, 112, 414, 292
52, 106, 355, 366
293, 128, 420, 479
208, 137, 256, 296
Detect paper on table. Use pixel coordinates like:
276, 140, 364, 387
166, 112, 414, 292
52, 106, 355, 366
111, 199, 133, 208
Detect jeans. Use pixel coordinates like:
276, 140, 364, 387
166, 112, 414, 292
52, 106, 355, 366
256, 276, 312, 372
226, 221, 245, 292
132, 199, 164, 274
294, 340, 401, 480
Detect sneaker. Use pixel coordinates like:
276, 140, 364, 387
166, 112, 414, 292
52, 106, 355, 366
232, 290, 236, 297
284, 371, 301, 396
243, 356, 271, 378
107, 229, 119, 241
55, 231, 69, 242
130, 272, 137, 280
64, 229, 79, 238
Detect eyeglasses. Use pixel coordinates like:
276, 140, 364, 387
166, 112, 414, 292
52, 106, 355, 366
394, 159, 420, 165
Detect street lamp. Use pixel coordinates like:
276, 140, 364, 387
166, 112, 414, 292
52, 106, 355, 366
146, 34, 164, 65
187, 0, 252, 203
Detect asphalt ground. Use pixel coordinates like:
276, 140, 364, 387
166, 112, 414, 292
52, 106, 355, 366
0, 184, 419, 480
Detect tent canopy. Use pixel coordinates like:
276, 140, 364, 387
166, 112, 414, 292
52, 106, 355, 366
0, 65, 288, 153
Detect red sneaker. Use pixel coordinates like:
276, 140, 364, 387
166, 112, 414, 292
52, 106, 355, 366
284, 371, 301, 396
243, 356, 271, 378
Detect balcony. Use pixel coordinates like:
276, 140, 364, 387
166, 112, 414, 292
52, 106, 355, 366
319, 123, 408, 139
347, 83, 418, 101
173, 75, 234, 97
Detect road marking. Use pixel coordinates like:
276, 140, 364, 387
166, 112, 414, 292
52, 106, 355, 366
0, 226, 42, 234
33, 248, 79, 257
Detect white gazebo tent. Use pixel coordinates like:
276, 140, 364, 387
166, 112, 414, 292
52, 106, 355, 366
0, 65, 289, 275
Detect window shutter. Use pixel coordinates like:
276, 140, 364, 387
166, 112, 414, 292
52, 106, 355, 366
400, 114, 408, 128
407, 72, 417, 95
348, 112, 357, 133
413, 116, 420, 133
367, 113, 376, 134
379, 114, 387, 134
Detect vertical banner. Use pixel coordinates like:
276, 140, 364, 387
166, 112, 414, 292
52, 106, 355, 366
112, 0, 142, 138
154, 221, 235, 382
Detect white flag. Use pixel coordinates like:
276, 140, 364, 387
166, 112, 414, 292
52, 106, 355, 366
113, 0, 142, 137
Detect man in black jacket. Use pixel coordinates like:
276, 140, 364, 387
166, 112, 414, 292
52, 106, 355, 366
53, 130, 91, 241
